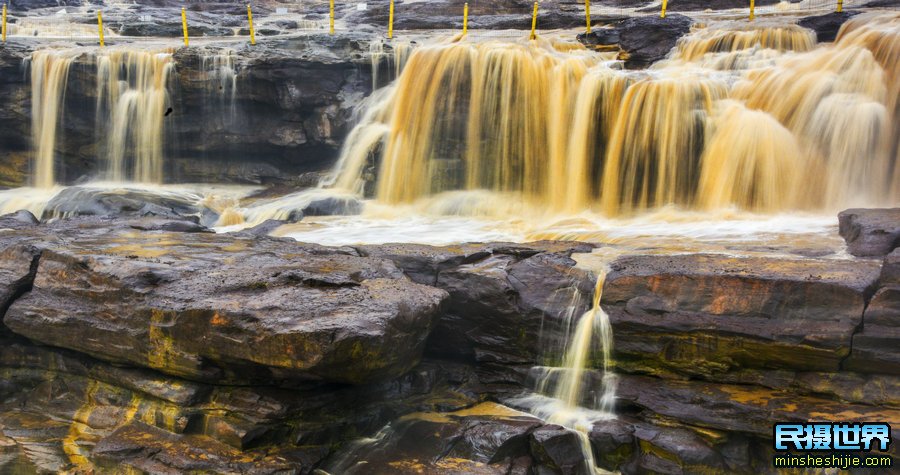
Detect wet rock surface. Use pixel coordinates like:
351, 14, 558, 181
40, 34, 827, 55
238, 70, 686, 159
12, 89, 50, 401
0, 208, 896, 473
602, 253, 881, 376
3, 216, 447, 385
797, 10, 862, 42
578, 14, 694, 68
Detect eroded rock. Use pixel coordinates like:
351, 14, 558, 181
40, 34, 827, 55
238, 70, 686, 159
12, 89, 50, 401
3, 218, 447, 385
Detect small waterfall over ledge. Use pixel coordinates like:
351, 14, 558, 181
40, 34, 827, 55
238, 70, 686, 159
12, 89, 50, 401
96, 49, 175, 183
29, 50, 74, 189
26, 46, 240, 188
509, 248, 622, 475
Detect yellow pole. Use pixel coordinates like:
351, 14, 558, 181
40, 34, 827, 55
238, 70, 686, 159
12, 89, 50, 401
97, 10, 104, 47
181, 7, 189, 46
2, 4, 7, 43
836, 0, 843, 12
463, 2, 468, 35
247, 4, 256, 45
749, 0, 755, 21
660, 0, 667, 18
585, 0, 591, 33
388, 0, 394, 39
330, 0, 335, 35
530, 1, 538, 40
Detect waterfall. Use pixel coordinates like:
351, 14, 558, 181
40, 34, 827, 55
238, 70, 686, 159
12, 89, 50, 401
29, 51, 75, 189
201, 49, 238, 120
511, 249, 622, 475
96, 50, 175, 184
330, 13, 900, 215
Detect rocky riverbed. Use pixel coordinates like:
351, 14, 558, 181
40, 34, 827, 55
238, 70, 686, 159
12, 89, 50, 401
0, 207, 896, 474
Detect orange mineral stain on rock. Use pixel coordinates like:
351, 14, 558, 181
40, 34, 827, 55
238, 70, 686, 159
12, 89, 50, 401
210, 312, 227, 326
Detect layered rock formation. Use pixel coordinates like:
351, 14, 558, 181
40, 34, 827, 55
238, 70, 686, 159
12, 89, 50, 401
0, 209, 897, 473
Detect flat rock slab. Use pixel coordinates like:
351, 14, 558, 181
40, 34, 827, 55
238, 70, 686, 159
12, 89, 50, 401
3, 217, 447, 385
602, 253, 881, 376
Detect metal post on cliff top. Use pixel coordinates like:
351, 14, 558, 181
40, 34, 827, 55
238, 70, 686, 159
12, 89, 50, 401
247, 4, 256, 45
388, 0, 394, 39
530, 2, 538, 40
836, 0, 843, 12
463, 3, 469, 36
330, 0, 335, 35
2, 4, 7, 43
660, 0, 667, 18
97, 10, 104, 47
181, 7, 189, 46
749, 0, 755, 21
585, 0, 591, 34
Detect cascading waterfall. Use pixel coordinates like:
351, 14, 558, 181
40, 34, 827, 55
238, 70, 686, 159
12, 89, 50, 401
512, 250, 621, 475
330, 13, 900, 215
29, 50, 75, 188
96, 50, 175, 183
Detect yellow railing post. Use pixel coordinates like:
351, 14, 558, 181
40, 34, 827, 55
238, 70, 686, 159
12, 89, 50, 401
660, 0, 667, 18
463, 2, 469, 35
247, 4, 256, 45
330, 0, 335, 35
181, 7, 189, 46
836, 0, 843, 12
749, 0, 755, 21
585, 0, 591, 33
97, 10, 104, 47
530, 1, 538, 40
2, 4, 7, 43
388, 0, 394, 39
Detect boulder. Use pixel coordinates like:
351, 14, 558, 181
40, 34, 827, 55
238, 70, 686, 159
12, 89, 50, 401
602, 253, 881, 377
588, 419, 635, 472
3, 218, 448, 385
41, 186, 205, 222
529, 425, 591, 475
838, 208, 900, 257
0, 210, 39, 227
797, 11, 862, 43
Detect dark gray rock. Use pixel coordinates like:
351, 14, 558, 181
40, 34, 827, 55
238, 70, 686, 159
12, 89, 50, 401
838, 208, 900, 257
41, 186, 204, 222
529, 425, 591, 475
0, 210, 39, 228
578, 14, 694, 68
300, 195, 363, 216
797, 11, 862, 42
588, 419, 635, 472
